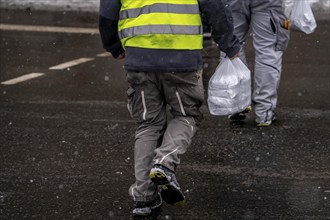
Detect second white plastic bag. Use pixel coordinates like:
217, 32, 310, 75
207, 57, 251, 116
289, 0, 317, 34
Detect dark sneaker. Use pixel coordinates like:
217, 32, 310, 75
132, 194, 162, 216
149, 165, 185, 207
228, 106, 252, 121
257, 114, 277, 127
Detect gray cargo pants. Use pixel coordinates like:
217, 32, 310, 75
126, 70, 204, 202
227, 0, 290, 124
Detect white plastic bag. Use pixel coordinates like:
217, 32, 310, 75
289, 0, 317, 34
207, 57, 251, 116
282, 0, 294, 18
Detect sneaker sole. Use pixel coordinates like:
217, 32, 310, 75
242, 106, 252, 113
257, 123, 271, 127
149, 171, 185, 207
257, 117, 277, 127
229, 107, 252, 121
229, 113, 246, 121
132, 196, 162, 216
132, 208, 152, 216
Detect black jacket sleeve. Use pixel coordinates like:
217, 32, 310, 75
98, 0, 124, 58
199, 0, 240, 57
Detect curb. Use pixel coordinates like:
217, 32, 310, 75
0, 0, 329, 20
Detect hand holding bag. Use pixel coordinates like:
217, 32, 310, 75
207, 57, 251, 116
289, 0, 317, 34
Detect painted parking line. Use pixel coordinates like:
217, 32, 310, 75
0, 24, 107, 85
1, 73, 45, 85
49, 57, 95, 70
96, 52, 111, 57
0, 23, 99, 34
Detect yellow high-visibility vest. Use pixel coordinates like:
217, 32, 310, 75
118, 0, 203, 50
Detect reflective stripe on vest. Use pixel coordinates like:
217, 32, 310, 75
119, 4, 199, 19
118, 1, 203, 50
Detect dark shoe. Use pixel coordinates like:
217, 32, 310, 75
149, 165, 185, 207
228, 106, 252, 121
132, 194, 162, 216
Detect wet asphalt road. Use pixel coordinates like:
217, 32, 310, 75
0, 9, 329, 220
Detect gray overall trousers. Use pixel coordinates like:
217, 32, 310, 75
126, 70, 204, 202
228, 0, 290, 124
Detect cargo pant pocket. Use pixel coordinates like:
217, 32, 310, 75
126, 86, 135, 119
270, 10, 290, 51
125, 71, 149, 123
171, 71, 204, 124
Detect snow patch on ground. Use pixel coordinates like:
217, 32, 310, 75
0, 0, 100, 12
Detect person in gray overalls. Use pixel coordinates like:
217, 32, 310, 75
227, 0, 290, 126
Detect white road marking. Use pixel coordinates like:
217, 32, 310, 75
1, 73, 45, 85
96, 52, 111, 57
49, 57, 94, 70
1, 24, 108, 85
0, 23, 99, 34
